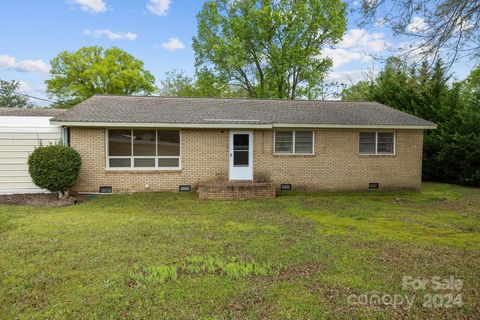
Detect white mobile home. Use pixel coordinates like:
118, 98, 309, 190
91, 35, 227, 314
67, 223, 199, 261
0, 108, 63, 194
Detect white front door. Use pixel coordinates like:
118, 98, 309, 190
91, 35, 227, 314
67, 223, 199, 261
229, 131, 253, 181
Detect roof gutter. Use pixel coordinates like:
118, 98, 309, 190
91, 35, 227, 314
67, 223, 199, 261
50, 120, 437, 130
273, 123, 437, 130
50, 121, 273, 129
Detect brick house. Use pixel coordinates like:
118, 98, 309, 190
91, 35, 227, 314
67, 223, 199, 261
50, 95, 436, 194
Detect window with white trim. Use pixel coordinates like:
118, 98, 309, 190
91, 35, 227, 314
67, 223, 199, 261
274, 130, 314, 154
359, 132, 395, 155
107, 129, 180, 169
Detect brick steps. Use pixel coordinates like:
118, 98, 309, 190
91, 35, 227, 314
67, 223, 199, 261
198, 181, 276, 200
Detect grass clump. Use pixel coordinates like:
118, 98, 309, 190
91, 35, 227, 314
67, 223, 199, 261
130, 257, 276, 286
180, 256, 276, 278
130, 265, 178, 285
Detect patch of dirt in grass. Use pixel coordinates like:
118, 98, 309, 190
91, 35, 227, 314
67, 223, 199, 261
308, 282, 355, 300
226, 281, 273, 320
278, 261, 323, 281
376, 243, 479, 271
393, 197, 411, 204
0, 193, 88, 207
228, 291, 266, 312
300, 198, 347, 211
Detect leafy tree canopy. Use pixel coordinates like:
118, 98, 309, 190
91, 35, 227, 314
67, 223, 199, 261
158, 69, 245, 98
0, 80, 33, 108
193, 0, 347, 99
45, 46, 156, 108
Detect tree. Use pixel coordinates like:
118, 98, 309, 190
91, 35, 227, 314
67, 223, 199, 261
192, 0, 346, 99
158, 70, 197, 97
46, 46, 156, 108
158, 69, 244, 98
356, 0, 480, 64
0, 80, 33, 108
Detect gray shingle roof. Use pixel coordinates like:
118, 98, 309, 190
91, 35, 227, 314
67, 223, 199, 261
0, 107, 65, 117
51, 95, 436, 128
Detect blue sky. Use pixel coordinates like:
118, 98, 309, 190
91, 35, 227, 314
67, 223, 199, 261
0, 0, 473, 106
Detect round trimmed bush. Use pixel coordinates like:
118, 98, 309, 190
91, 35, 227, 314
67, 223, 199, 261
28, 144, 82, 197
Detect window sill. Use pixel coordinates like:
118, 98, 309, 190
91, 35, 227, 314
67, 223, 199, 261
105, 168, 183, 174
273, 153, 316, 157
358, 154, 396, 157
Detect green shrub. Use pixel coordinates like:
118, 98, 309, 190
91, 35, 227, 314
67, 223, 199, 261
28, 144, 82, 197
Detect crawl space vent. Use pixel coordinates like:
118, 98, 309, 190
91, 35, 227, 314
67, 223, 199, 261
99, 186, 112, 193
368, 183, 379, 190
179, 185, 192, 192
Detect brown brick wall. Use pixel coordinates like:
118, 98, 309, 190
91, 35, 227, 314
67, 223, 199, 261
69, 127, 423, 193
198, 182, 276, 200
254, 129, 423, 191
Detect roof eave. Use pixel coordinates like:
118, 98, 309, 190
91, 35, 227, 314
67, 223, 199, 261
273, 123, 437, 129
50, 120, 437, 130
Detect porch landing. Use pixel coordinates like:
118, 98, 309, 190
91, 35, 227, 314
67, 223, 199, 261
198, 181, 276, 200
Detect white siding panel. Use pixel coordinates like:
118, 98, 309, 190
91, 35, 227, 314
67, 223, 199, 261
0, 163, 29, 171
0, 139, 59, 146
0, 116, 61, 194
0, 133, 61, 140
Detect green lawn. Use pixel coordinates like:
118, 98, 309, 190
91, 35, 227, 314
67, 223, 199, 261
1, 183, 479, 319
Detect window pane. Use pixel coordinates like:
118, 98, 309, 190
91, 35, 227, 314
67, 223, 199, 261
133, 130, 156, 156
377, 133, 394, 154
234, 151, 249, 166
108, 130, 132, 156
275, 131, 293, 153
359, 132, 376, 154
158, 158, 179, 167
109, 158, 131, 167
134, 158, 155, 167
233, 134, 249, 151
295, 131, 313, 154
158, 131, 180, 156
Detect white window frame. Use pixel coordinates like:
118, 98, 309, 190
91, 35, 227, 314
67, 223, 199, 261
358, 131, 396, 155
273, 130, 315, 155
105, 129, 182, 170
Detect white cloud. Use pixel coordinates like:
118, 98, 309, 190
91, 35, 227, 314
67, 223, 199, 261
338, 28, 388, 53
147, 0, 171, 16
158, 38, 185, 51
16, 81, 32, 94
70, 0, 107, 13
322, 48, 373, 69
320, 29, 389, 69
406, 17, 429, 33
84, 29, 137, 41
0, 54, 49, 74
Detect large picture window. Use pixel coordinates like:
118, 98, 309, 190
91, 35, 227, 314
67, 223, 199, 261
274, 131, 314, 154
107, 129, 180, 169
359, 132, 395, 155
